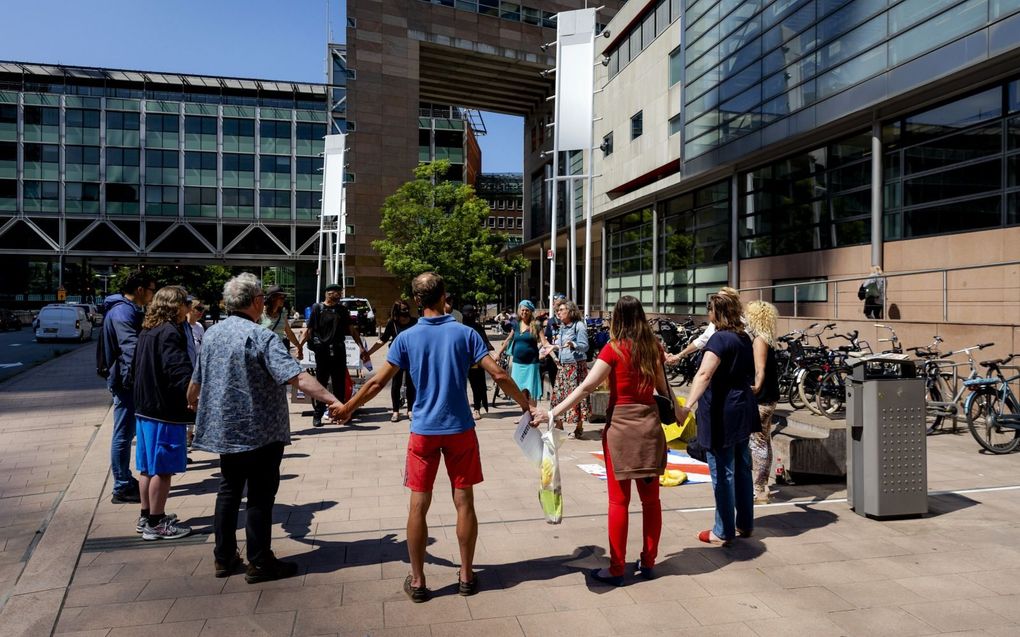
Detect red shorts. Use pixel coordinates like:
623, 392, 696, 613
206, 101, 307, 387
404, 429, 483, 492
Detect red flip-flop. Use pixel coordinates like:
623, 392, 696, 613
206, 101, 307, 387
698, 530, 732, 546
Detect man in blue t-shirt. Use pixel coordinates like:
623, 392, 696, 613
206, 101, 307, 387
331, 272, 530, 603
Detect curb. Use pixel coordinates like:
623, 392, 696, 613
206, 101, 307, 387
0, 399, 113, 636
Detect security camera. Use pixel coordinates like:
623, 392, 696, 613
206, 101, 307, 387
601, 55, 610, 66
539, 69, 556, 78
602, 29, 611, 39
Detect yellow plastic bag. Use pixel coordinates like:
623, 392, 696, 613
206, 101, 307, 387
659, 469, 688, 487
662, 396, 696, 442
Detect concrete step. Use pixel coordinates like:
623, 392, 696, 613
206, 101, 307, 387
771, 413, 847, 478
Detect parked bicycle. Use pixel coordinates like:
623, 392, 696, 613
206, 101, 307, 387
963, 354, 1020, 454
911, 340, 994, 435
812, 330, 872, 418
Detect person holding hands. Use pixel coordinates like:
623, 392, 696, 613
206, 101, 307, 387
532, 295, 681, 586
331, 272, 531, 603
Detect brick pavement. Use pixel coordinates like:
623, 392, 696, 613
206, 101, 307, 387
6, 341, 1020, 636
0, 343, 111, 616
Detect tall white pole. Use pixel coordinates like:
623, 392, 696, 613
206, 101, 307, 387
568, 174, 577, 300
548, 49, 562, 312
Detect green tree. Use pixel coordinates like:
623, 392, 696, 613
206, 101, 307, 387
110, 264, 235, 304
373, 160, 526, 305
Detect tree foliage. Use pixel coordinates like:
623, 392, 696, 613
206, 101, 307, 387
110, 264, 235, 304
373, 161, 527, 305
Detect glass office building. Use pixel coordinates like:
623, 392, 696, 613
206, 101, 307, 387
0, 61, 330, 301
581, 0, 1020, 320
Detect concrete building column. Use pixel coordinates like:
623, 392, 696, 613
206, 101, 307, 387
871, 120, 883, 269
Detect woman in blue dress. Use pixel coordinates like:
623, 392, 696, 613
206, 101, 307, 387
496, 300, 545, 406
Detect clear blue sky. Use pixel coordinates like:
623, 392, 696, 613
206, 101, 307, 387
0, 0, 523, 173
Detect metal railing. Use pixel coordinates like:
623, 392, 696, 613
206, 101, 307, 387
739, 259, 1020, 323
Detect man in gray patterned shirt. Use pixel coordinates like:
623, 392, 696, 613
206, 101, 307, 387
187, 273, 341, 583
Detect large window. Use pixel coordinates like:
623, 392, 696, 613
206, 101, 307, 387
604, 187, 732, 314
607, 0, 683, 80
884, 79, 1020, 239
682, 0, 1020, 158
739, 132, 872, 258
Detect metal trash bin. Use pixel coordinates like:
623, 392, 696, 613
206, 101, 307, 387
846, 356, 927, 518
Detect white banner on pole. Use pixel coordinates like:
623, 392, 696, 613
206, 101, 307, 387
555, 9, 596, 152
322, 134, 346, 217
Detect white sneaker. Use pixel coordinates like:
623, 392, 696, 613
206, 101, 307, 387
142, 516, 191, 541
136, 512, 177, 534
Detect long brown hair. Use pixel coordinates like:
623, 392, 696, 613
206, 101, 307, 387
608, 296, 660, 390
143, 285, 187, 330
708, 293, 744, 333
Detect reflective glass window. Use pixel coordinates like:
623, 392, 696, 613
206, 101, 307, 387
656, 1, 670, 36
222, 153, 255, 171
65, 145, 100, 164
107, 111, 140, 131
24, 143, 59, 163
0, 105, 16, 124
185, 116, 217, 135
888, 0, 989, 65
223, 118, 255, 136
24, 106, 59, 126
146, 114, 179, 133
65, 109, 100, 128
816, 14, 886, 73
184, 152, 216, 170
817, 0, 886, 42
260, 120, 291, 139
669, 47, 683, 86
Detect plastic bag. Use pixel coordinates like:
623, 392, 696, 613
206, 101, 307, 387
662, 396, 697, 448
659, 469, 688, 487
538, 427, 564, 524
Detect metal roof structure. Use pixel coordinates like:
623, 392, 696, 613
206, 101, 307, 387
0, 59, 329, 96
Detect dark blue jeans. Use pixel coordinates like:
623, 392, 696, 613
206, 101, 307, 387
706, 439, 754, 540
110, 387, 139, 494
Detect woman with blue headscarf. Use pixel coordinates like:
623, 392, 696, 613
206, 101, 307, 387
495, 300, 544, 406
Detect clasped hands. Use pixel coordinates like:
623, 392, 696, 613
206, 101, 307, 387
327, 400, 350, 423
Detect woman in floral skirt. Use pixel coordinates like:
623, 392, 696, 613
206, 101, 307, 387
549, 299, 590, 438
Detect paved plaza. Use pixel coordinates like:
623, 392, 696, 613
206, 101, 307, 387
1, 340, 1020, 636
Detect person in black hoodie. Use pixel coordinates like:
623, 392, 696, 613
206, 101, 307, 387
132, 285, 194, 541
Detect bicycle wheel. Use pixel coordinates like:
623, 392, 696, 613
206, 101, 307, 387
966, 391, 1020, 454
786, 380, 805, 409
815, 370, 846, 419
799, 367, 826, 416
924, 382, 945, 435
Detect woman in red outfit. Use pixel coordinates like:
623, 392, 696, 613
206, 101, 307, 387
532, 296, 682, 585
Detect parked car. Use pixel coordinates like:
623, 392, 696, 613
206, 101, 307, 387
35, 305, 93, 342
339, 297, 377, 336
68, 302, 101, 326
0, 309, 21, 331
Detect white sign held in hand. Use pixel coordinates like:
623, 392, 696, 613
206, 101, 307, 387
514, 411, 544, 467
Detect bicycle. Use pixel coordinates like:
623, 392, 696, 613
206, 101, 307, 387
963, 354, 1020, 454
793, 323, 838, 416
813, 330, 872, 418
911, 341, 994, 435
874, 323, 902, 354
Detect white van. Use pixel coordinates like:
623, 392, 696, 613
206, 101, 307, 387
35, 305, 93, 342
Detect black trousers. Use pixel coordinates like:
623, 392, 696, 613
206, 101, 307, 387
468, 367, 488, 411
390, 367, 416, 412
314, 353, 350, 417
863, 299, 883, 319
214, 441, 284, 565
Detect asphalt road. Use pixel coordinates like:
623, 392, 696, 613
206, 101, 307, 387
0, 324, 94, 383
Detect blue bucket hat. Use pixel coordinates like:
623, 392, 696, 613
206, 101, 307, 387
518, 300, 535, 311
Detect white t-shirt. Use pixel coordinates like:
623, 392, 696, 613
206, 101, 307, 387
189, 320, 205, 355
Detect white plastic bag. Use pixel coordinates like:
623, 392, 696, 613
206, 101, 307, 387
538, 427, 564, 524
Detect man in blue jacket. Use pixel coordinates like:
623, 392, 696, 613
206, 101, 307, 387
101, 270, 156, 503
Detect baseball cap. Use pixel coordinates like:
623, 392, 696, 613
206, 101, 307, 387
265, 285, 285, 298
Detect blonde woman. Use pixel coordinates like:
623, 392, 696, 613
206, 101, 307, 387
745, 300, 780, 504
495, 300, 544, 407
132, 285, 194, 540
